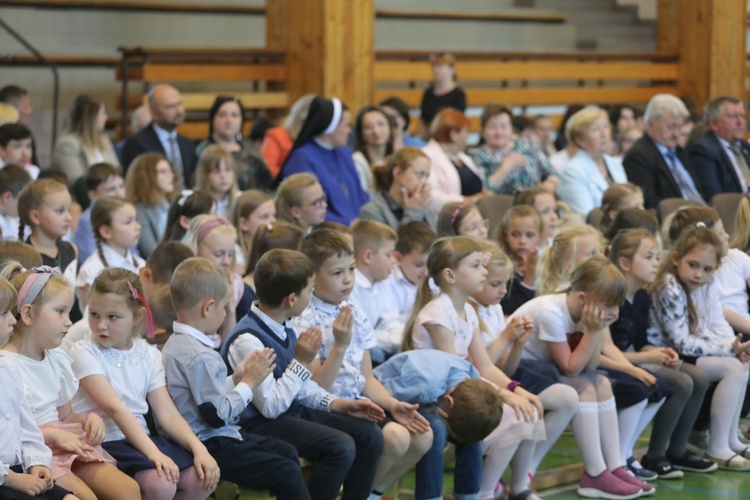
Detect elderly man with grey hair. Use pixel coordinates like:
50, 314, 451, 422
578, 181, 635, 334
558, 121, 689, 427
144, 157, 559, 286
688, 96, 750, 201
623, 93, 706, 209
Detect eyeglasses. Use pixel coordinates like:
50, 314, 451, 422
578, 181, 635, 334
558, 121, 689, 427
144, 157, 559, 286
463, 219, 490, 234
309, 194, 327, 208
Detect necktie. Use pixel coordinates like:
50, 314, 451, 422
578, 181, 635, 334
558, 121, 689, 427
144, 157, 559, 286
666, 150, 703, 203
730, 144, 750, 190
169, 135, 183, 183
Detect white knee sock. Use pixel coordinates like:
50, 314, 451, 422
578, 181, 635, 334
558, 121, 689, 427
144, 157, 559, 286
572, 400, 607, 476
598, 397, 625, 470
618, 399, 648, 464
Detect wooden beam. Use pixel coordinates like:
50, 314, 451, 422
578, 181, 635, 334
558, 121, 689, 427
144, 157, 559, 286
180, 92, 289, 109
376, 50, 678, 62
0, 54, 118, 67
141, 64, 287, 83
375, 9, 567, 24
374, 61, 678, 82
676, 0, 746, 109
375, 86, 679, 108
267, 0, 374, 113
0, 0, 265, 15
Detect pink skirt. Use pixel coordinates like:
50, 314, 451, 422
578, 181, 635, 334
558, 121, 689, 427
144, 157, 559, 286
480, 377, 546, 452
40, 421, 116, 479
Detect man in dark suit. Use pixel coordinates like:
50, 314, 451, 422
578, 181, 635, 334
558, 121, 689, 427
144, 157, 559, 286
120, 84, 196, 187
623, 93, 706, 210
688, 96, 750, 202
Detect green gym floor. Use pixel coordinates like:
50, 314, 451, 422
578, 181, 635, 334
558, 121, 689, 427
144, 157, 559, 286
237, 421, 750, 499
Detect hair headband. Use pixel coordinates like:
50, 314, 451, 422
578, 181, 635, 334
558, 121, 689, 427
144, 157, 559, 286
127, 281, 154, 339
177, 189, 193, 207
450, 204, 465, 224
322, 98, 342, 136
17, 266, 60, 311
197, 217, 230, 244
696, 222, 706, 228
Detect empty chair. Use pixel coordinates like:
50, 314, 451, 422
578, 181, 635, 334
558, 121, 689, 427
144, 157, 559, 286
658, 197, 704, 222
711, 192, 744, 236
477, 194, 514, 238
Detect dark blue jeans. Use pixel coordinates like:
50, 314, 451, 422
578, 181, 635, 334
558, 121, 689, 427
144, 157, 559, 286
415, 411, 482, 500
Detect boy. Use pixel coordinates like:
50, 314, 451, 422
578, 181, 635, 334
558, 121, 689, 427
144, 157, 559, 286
384, 221, 436, 323
221, 249, 385, 500
374, 349, 504, 500
147, 285, 178, 350
73, 162, 127, 263
349, 220, 402, 360
0, 164, 32, 241
0, 123, 39, 179
163, 257, 310, 498
296, 228, 433, 500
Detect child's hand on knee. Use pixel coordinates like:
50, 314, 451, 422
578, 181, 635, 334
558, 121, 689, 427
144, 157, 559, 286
5, 469, 49, 496
193, 449, 220, 491
391, 401, 431, 434
148, 451, 180, 483
294, 327, 322, 366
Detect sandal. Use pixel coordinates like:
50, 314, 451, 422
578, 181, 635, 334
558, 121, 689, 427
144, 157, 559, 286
735, 447, 750, 459
508, 490, 542, 500
704, 452, 750, 471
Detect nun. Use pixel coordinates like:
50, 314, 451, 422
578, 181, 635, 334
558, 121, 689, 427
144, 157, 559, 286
277, 96, 370, 226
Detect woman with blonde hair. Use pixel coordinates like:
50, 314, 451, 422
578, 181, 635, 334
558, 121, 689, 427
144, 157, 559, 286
261, 94, 316, 177
53, 95, 119, 183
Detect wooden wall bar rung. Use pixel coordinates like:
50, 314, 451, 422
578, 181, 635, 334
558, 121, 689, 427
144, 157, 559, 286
374, 61, 679, 82
141, 64, 287, 82
180, 92, 289, 109
375, 9, 567, 24
1, 0, 265, 15
375, 86, 680, 107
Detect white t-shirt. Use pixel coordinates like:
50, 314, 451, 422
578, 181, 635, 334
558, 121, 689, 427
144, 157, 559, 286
76, 243, 145, 290
472, 299, 507, 348
713, 248, 750, 321
413, 293, 478, 360
4, 349, 79, 425
293, 295, 376, 400
70, 338, 166, 442
513, 293, 580, 362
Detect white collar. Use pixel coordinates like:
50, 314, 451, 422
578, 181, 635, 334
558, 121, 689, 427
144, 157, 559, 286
313, 137, 335, 150
355, 267, 373, 290
172, 321, 214, 348
250, 302, 289, 339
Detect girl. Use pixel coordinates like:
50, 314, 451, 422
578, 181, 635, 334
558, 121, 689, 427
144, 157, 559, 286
275, 172, 327, 231
17, 179, 77, 290
498, 205, 543, 315
0, 240, 43, 270
1, 263, 139, 500
402, 236, 546, 500
243, 221, 305, 292
71, 268, 220, 499
0, 276, 77, 500
597, 183, 644, 233
359, 147, 432, 231
181, 215, 243, 339
352, 105, 394, 193
125, 153, 177, 258
436, 202, 488, 240
648, 225, 750, 470
194, 145, 240, 218
161, 189, 216, 243
470, 240, 581, 495
603, 208, 660, 244
535, 225, 603, 295
609, 229, 716, 477
514, 187, 559, 246
730, 194, 750, 254
513, 256, 652, 498
231, 190, 276, 273
76, 196, 144, 309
